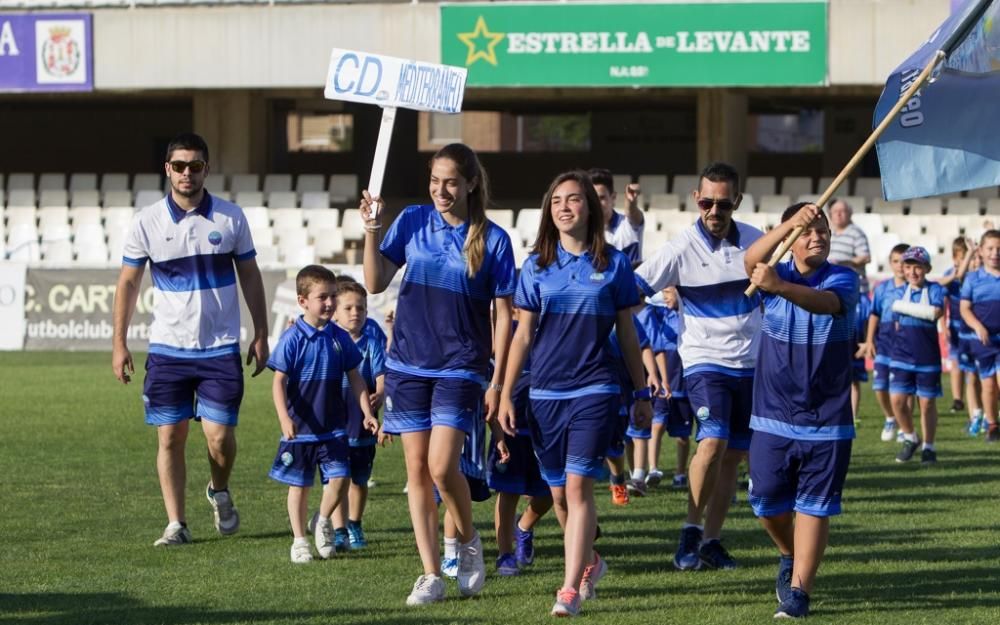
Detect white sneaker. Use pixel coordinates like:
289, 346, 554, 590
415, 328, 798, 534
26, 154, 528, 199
206, 484, 240, 535
153, 523, 192, 547
406, 574, 445, 606
645, 468, 664, 487
290, 539, 313, 563
579, 551, 607, 600
457, 531, 486, 596
880, 421, 898, 442
314, 516, 335, 559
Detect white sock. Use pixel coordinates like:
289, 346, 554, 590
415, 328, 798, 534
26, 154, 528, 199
903, 432, 918, 443
974, 409, 984, 418
885, 417, 896, 424
649, 466, 660, 474
166, 521, 184, 532
517, 521, 532, 533
444, 537, 458, 559
632, 469, 647, 481
923, 442, 935, 451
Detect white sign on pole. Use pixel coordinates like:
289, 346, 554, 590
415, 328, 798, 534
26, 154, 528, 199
0, 262, 27, 350
324, 49, 468, 216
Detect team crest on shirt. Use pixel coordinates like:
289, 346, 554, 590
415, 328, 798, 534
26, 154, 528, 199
589, 272, 606, 283
385, 396, 393, 412
208, 231, 223, 245
281, 451, 294, 466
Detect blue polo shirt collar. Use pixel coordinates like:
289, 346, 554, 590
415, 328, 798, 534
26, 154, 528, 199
556, 241, 592, 268
695, 217, 741, 250
166, 191, 214, 224
430, 207, 469, 235
294, 316, 331, 340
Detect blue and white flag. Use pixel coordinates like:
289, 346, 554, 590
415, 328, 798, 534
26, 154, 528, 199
874, 0, 1000, 201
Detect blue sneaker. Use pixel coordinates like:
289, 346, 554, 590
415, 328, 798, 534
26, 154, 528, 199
514, 522, 535, 567
347, 521, 367, 549
775, 588, 810, 618
775, 555, 794, 602
969, 414, 986, 436
671, 474, 688, 490
333, 527, 349, 553
496, 552, 519, 576
673, 526, 703, 571
441, 556, 458, 579
698, 539, 738, 570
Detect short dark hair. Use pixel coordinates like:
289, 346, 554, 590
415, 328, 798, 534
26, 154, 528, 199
890, 243, 911, 256
780, 202, 829, 226
981, 229, 1000, 246
952, 237, 969, 254
587, 168, 615, 193
698, 162, 740, 195
295, 264, 336, 297
334, 279, 368, 302
166, 132, 210, 162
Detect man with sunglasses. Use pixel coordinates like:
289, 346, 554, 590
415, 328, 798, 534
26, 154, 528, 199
112, 132, 269, 547
634, 162, 763, 572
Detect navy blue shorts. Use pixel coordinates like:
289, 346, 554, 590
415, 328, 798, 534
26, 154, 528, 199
955, 339, 977, 374
748, 431, 852, 518
608, 403, 629, 457
872, 355, 891, 392
346, 445, 376, 486
685, 371, 753, 451
529, 394, 617, 487
971, 341, 1000, 378
889, 366, 943, 398
143, 352, 243, 427
652, 396, 669, 427
630, 396, 692, 439
269, 437, 350, 487
383, 370, 484, 435
852, 359, 869, 383
487, 430, 550, 498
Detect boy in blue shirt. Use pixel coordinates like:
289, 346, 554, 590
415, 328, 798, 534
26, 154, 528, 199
268, 265, 378, 563
745, 203, 859, 619
960, 230, 1000, 442
889, 247, 944, 464
941, 238, 984, 434
859, 243, 910, 442
330, 279, 387, 550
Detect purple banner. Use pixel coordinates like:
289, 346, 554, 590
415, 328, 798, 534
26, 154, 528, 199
0, 13, 93, 92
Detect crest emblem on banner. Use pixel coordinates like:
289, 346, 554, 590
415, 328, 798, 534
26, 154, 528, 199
40, 26, 80, 78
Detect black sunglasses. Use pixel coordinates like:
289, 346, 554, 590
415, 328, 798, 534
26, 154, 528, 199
696, 197, 735, 212
169, 160, 207, 174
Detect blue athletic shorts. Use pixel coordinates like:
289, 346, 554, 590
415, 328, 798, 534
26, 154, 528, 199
685, 371, 753, 451
608, 403, 629, 457
852, 359, 869, 383
633, 395, 692, 439
268, 437, 350, 487
346, 445, 376, 487
487, 430, 550, 498
528, 394, 618, 487
972, 341, 1000, 379
955, 339, 977, 374
889, 366, 943, 398
652, 396, 669, 427
143, 352, 243, 427
382, 370, 484, 435
748, 431, 852, 518
872, 355, 891, 392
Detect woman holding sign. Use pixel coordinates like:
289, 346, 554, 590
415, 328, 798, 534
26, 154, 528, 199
360, 143, 515, 606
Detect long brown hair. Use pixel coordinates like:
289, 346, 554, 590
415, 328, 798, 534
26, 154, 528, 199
532, 170, 608, 271
432, 143, 490, 277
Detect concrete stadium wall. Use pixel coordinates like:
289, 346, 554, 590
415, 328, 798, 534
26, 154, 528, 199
87, 0, 948, 90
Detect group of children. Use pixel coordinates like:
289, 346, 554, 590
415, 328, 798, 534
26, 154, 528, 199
857, 231, 1000, 467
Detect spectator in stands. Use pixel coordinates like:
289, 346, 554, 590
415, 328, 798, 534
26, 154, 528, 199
828, 199, 871, 292
589, 168, 644, 266
112, 132, 269, 547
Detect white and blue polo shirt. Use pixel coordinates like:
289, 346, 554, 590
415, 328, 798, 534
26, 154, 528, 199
340, 332, 387, 447
122, 193, 256, 358
268, 317, 363, 441
515, 244, 639, 399
960, 267, 1000, 344
635, 219, 763, 376
892, 282, 945, 371
379, 205, 516, 383
751, 261, 859, 441
605, 211, 644, 264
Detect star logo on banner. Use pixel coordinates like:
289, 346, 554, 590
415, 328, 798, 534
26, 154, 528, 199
457, 16, 505, 67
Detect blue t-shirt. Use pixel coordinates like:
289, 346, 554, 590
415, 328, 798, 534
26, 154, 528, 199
854, 292, 872, 344
651, 305, 686, 397
751, 261, 859, 441
340, 333, 387, 447
605, 314, 651, 397
960, 268, 1000, 343
870, 278, 906, 360
363, 318, 388, 352
892, 282, 944, 369
515, 244, 639, 399
267, 317, 363, 441
380, 205, 516, 383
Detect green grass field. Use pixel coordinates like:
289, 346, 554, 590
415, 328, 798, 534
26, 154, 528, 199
2, 352, 999, 625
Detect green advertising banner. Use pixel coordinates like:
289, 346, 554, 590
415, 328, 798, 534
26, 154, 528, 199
441, 1, 828, 87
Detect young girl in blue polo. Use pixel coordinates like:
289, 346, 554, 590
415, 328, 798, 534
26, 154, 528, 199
359, 143, 516, 606
498, 170, 652, 617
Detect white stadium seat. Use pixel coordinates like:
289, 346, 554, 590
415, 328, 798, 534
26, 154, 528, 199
908, 198, 942, 216
758, 195, 791, 214
71, 190, 101, 208
6, 223, 40, 263
230, 174, 260, 193
296, 174, 326, 195
871, 198, 905, 214
7, 189, 36, 208
745, 176, 776, 197
134, 190, 163, 208
270, 208, 305, 230
301, 191, 331, 210
251, 226, 274, 247
41, 239, 74, 266
340, 209, 366, 241
243, 206, 270, 230
738, 193, 756, 213
70, 207, 103, 228
329, 174, 358, 204
313, 227, 345, 258
967, 186, 999, 201
267, 191, 298, 209
637, 175, 668, 197
255, 245, 280, 268
281, 244, 317, 267
7, 173, 34, 191
6, 206, 37, 228
132, 174, 162, 192
263, 174, 292, 194
486, 209, 514, 229
235, 191, 264, 207
671, 174, 700, 195
39, 189, 68, 208
304, 208, 340, 235
648, 193, 680, 211
69, 173, 98, 192
818, 176, 847, 197
884, 216, 922, 240
101, 173, 130, 193
103, 190, 133, 207
782, 176, 813, 197
274, 227, 309, 249
853, 177, 882, 202
515, 208, 541, 245
947, 198, 982, 216
38, 173, 65, 191
41, 222, 72, 243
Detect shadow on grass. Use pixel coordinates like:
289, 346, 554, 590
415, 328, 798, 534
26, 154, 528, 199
0, 592, 478, 625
